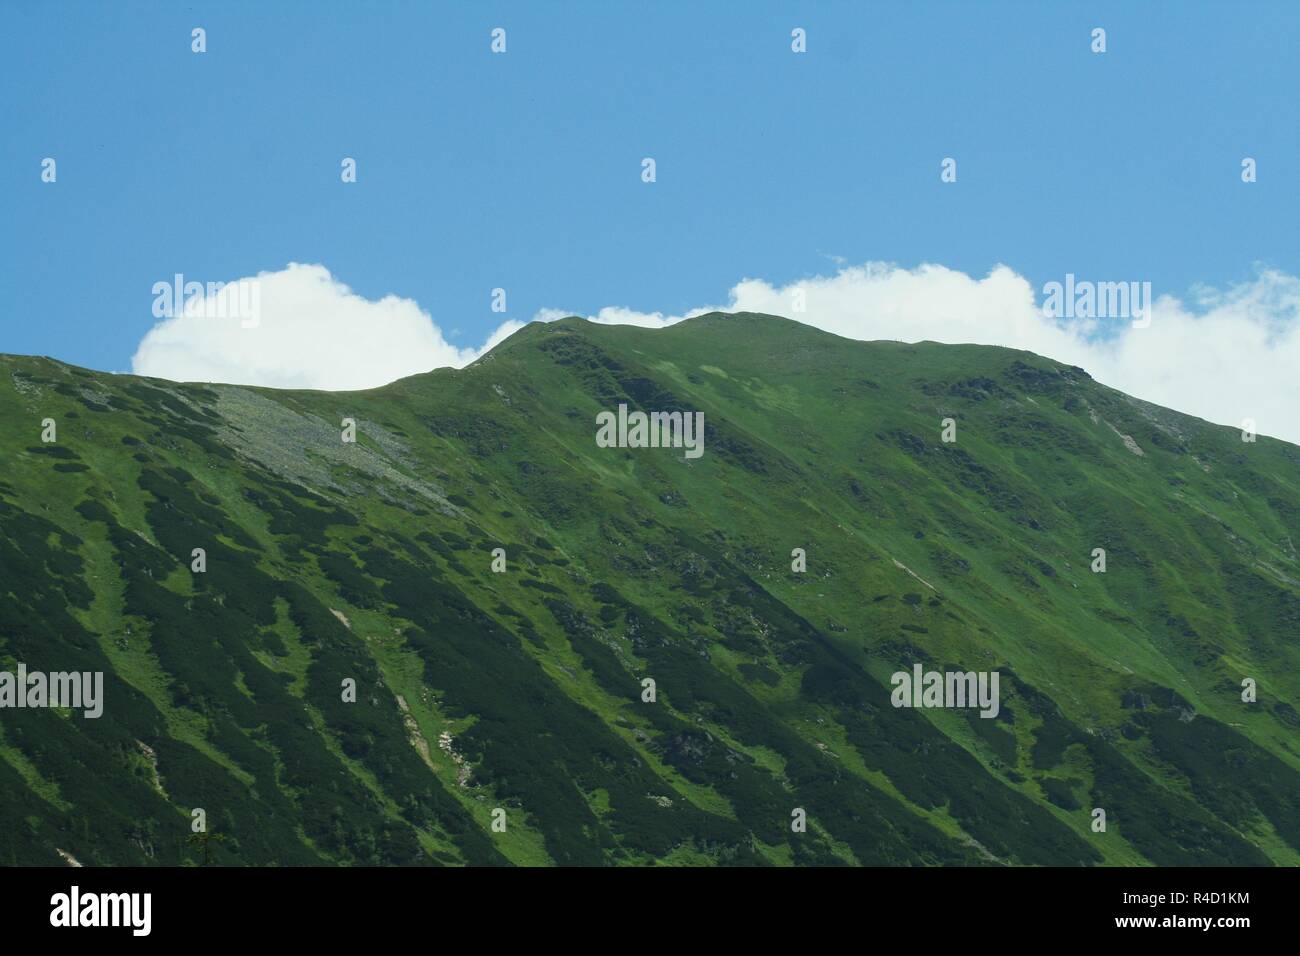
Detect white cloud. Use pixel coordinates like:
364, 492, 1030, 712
132, 263, 520, 391
540, 262, 1300, 445
131, 260, 1300, 445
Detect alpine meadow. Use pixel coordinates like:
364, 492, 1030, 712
2, 312, 1297, 867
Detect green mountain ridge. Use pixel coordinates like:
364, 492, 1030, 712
1, 311, 1297, 866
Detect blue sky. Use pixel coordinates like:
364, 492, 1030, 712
3, 1, 1299, 436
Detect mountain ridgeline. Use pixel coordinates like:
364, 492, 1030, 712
1, 312, 1298, 867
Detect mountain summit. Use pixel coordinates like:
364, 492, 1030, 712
1, 313, 1297, 866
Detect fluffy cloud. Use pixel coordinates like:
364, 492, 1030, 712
545, 263, 1300, 445
132, 263, 522, 391
132, 260, 1300, 446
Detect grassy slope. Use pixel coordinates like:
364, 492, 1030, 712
0, 312, 1297, 866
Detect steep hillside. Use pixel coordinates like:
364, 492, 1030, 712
1, 312, 1297, 866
